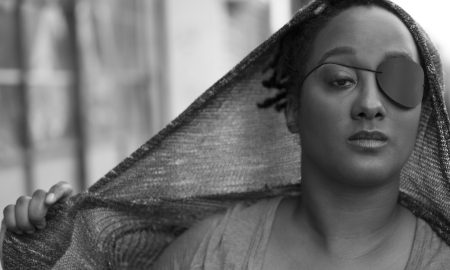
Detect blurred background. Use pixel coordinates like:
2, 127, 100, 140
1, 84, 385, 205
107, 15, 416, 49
0, 0, 449, 238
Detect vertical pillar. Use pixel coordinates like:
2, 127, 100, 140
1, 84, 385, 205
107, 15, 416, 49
15, 0, 33, 195
147, 0, 170, 132
62, 0, 87, 191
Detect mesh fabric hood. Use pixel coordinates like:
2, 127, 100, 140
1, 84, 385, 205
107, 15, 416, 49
2, 0, 450, 269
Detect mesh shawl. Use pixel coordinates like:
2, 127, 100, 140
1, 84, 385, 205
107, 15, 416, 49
2, 0, 450, 269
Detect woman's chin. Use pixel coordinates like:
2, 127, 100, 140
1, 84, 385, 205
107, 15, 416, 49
333, 158, 402, 189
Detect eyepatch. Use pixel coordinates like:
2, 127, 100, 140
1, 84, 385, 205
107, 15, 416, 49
302, 56, 425, 108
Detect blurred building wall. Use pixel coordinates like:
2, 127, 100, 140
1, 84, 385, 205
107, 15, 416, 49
0, 0, 292, 235
0, 0, 167, 217
166, 0, 272, 120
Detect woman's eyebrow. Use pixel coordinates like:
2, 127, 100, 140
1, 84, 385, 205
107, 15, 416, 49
383, 51, 415, 61
319, 48, 416, 64
318, 46, 356, 63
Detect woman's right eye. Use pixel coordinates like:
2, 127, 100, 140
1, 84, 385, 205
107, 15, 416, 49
315, 64, 358, 90
330, 77, 357, 89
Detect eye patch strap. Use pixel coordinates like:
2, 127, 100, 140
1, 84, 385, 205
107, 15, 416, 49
300, 62, 380, 88
300, 56, 424, 108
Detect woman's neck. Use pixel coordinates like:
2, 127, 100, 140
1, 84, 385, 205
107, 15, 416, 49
294, 163, 408, 259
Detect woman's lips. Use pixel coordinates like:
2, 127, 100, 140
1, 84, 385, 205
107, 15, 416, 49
347, 130, 388, 150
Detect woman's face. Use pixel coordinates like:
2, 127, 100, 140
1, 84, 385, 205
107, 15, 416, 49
287, 6, 422, 187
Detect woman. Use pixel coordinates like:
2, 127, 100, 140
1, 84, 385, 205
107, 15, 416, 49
151, 1, 450, 269
2, 0, 450, 269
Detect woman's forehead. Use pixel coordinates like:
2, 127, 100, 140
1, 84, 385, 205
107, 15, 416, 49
307, 5, 419, 67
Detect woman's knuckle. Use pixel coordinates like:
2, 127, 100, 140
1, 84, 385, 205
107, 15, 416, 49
49, 181, 67, 193
56, 181, 69, 187
32, 189, 46, 199
16, 196, 30, 205
3, 204, 14, 216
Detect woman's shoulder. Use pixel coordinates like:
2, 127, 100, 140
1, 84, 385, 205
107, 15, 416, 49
406, 217, 450, 269
152, 196, 284, 269
177, 196, 283, 249
181, 196, 283, 240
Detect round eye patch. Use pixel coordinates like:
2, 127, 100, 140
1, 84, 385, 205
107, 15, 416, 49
376, 56, 424, 108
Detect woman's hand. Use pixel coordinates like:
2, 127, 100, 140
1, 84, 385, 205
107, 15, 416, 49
1, 181, 73, 235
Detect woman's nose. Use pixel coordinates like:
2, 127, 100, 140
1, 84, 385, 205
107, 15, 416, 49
351, 77, 387, 120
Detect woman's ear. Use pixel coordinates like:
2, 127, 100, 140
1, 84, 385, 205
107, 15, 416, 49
285, 95, 300, 134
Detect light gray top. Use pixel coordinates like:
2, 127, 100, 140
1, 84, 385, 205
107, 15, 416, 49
152, 197, 450, 269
